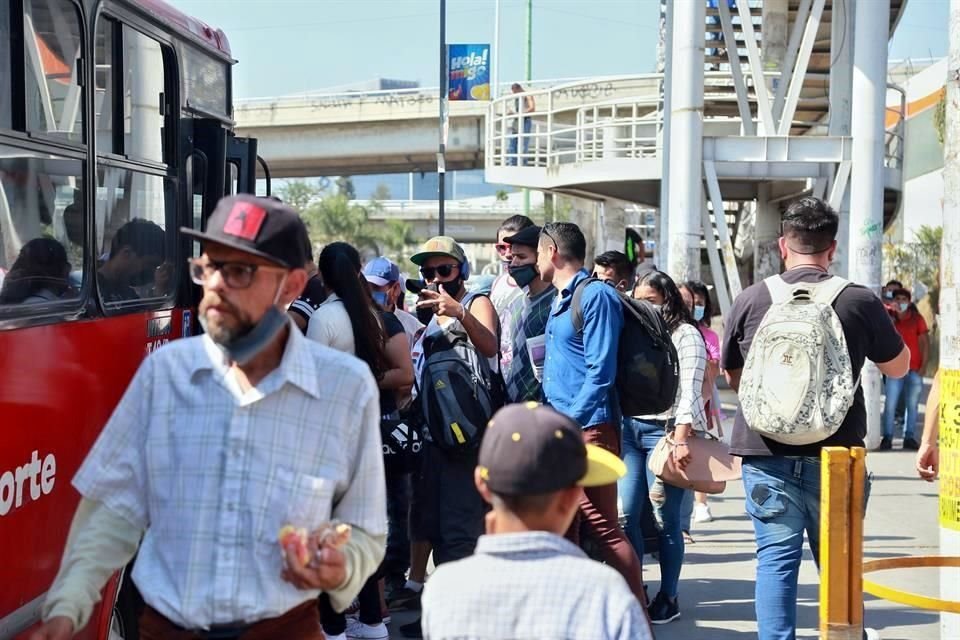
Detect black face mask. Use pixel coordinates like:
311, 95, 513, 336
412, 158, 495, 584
440, 277, 463, 298
508, 264, 538, 289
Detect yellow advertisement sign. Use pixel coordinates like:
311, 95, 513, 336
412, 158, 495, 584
940, 369, 960, 531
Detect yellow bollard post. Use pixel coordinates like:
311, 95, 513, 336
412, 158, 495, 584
847, 447, 866, 633
820, 447, 851, 639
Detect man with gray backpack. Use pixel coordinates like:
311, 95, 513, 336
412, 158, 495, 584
721, 197, 909, 640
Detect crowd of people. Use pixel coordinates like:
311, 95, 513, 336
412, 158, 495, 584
31, 194, 932, 640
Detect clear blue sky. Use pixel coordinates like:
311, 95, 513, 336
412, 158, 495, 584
168, 0, 949, 100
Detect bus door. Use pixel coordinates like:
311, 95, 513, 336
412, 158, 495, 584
226, 135, 266, 196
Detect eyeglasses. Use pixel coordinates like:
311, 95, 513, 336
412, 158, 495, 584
495, 243, 510, 254
420, 264, 458, 280
188, 258, 285, 289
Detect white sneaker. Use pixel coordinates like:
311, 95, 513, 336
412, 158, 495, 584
693, 502, 713, 524
345, 619, 389, 640
865, 628, 881, 640
325, 635, 347, 640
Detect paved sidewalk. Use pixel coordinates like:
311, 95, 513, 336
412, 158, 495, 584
643, 446, 942, 640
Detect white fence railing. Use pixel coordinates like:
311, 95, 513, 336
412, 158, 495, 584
486, 73, 907, 176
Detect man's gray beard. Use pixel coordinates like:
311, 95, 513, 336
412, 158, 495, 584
202, 314, 253, 346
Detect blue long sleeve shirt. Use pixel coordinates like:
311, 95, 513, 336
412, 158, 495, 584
542, 270, 623, 428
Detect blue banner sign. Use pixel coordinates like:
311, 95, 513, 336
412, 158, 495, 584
448, 44, 491, 101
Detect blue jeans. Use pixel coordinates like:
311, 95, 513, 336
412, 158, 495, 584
742, 456, 871, 640
743, 456, 821, 640
882, 370, 923, 440
680, 487, 694, 532
619, 417, 686, 598
507, 117, 532, 166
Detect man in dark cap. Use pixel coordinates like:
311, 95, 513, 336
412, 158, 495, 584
32, 195, 386, 640
421, 403, 653, 640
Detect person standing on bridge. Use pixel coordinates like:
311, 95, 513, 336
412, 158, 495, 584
721, 196, 909, 640
31, 195, 387, 640
507, 83, 535, 166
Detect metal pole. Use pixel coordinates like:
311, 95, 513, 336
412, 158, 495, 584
940, 1, 960, 635
523, 0, 532, 216
847, 0, 888, 449
438, 0, 447, 236
492, 0, 501, 100
666, 0, 705, 282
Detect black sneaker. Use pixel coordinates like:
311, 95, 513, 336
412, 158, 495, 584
388, 587, 422, 611
648, 592, 680, 625
879, 437, 893, 451
399, 617, 423, 638
903, 437, 921, 451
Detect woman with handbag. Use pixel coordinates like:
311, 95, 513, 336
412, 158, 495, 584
622, 270, 707, 625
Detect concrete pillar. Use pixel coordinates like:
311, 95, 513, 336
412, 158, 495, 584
939, 2, 960, 634
754, 184, 781, 281
658, 0, 674, 265
761, 0, 789, 98
848, 0, 889, 449
830, 0, 856, 276
666, 0, 705, 283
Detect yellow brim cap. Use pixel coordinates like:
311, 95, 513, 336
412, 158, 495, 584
578, 444, 627, 487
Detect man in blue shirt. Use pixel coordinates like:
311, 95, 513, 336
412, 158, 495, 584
536, 222, 647, 607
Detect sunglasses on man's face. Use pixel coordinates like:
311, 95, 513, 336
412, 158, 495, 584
421, 264, 459, 280
495, 243, 510, 254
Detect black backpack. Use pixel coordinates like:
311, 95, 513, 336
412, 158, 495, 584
416, 294, 504, 455
571, 277, 680, 416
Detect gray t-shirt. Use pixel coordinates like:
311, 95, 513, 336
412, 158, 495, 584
722, 267, 905, 457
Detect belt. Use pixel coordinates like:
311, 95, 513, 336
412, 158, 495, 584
143, 600, 320, 640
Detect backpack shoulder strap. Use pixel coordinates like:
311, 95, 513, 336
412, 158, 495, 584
763, 275, 795, 304
571, 276, 602, 333
808, 276, 850, 306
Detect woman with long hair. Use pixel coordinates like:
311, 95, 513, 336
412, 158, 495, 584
307, 242, 389, 380
306, 242, 392, 640
622, 270, 707, 625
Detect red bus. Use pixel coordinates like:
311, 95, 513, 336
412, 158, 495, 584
0, 1, 266, 637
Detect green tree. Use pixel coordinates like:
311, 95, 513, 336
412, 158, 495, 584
372, 183, 392, 201
278, 180, 325, 212
883, 224, 943, 313
335, 176, 356, 200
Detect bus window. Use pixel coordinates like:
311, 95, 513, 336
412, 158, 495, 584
24, 0, 84, 143
0, 144, 85, 308
95, 167, 172, 305
93, 18, 118, 155
0, 2, 11, 129
122, 26, 167, 164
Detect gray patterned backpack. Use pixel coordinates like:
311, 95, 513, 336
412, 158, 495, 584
739, 275, 857, 445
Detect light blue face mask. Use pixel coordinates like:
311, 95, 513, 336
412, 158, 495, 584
200, 274, 290, 366
371, 291, 390, 308
693, 305, 705, 322
898, 302, 909, 313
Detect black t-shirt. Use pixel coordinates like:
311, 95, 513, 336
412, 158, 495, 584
289, 274, 327, 333
722, 267, 905, 456
380, 311, 405, 417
